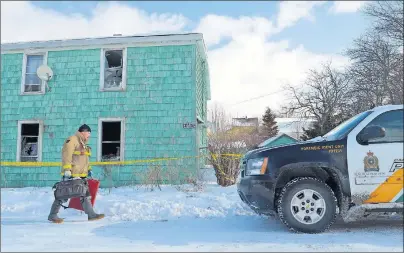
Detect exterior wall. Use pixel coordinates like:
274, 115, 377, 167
195, 43, 209, 167
1, 44, 203, 188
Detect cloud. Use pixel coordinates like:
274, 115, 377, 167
193, 3, 348, 118
329, 1, 366, 14
0, 1, 188, 43
194, 15, 275, 47
195, 1, 325, 47
276, 1, 326, 31
1, 1, 350, 119
206, 35, 349, 118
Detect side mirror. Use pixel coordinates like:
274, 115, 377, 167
357, 125, 385, 144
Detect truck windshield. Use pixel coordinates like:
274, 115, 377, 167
322, 110, 373, 141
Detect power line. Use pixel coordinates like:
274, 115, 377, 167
229, 89, 285, 106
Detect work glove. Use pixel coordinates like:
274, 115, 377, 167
62, 170, 72, 181
64, 170, 72, 177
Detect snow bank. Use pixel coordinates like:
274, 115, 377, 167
1, 182, 403, 252
98, 184, 256, 222
1, 183, 256, 222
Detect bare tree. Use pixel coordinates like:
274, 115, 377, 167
207, 103, 265, 186
282, 0, 403, 140
390, 52, 404, 104
344, 0, 404, 110
283, 61, 353, 136
208, 129, 265, 186
207, 132, 244, 187
346, 32, 403, 110
208, 102, 232, 133
363, 1, 404, 46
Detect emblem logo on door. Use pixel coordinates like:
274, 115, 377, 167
364, 151, 380, 172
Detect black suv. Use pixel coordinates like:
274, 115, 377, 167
237, 105, 404, 233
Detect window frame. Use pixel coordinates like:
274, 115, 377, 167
360, 109, 403, 145
97, 117, 126, 162
21, 52, 48, 95
99, 48, 127, 92
16, 120, 44, 162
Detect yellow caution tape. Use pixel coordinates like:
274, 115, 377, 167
0, 153, 243, 167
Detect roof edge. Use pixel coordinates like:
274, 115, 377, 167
1, 33, 204, 52
257, 133, 298, 147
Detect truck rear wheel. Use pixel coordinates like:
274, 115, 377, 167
277, 177, 337, 233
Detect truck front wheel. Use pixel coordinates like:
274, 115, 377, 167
277, 177, 337, 233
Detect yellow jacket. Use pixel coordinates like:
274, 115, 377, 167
60, 131, 92, 177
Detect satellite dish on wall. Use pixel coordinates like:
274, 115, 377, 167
37, 65, 53, 81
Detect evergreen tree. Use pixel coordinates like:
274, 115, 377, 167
262, 107, 279, 137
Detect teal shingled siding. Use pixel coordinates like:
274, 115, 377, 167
1, 43, 210, 188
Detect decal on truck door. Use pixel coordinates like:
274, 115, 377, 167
364, 168, 403, 203
363, 151, 379, 172
355, 151, 387, 185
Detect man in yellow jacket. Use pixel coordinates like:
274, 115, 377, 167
48, 124, 105, 223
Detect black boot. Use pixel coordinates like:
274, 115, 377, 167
48, 200, 63, 223
81, 196, 105, 221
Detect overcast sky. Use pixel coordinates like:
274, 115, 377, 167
1, 1, 370, 118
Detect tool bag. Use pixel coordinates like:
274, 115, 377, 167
52, 178, 89, 201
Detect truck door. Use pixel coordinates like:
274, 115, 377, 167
347, 109, 403, 204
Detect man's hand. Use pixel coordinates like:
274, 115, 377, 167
64, 170, 72, 178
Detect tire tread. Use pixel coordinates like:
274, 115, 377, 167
277, 177, 337, 234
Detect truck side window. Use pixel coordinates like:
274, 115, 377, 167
366, 109, 403, 144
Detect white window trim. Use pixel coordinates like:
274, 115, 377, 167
16, 120, 44, 162
99, 48, 127, 92
21, 52, 48, 95
97, 118, 126, 162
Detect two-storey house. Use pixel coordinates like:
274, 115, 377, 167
1, 33, 210, 188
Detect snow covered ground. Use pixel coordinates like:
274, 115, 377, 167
1, 176, 403, 252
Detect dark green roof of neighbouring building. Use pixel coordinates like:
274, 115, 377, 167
257, 133, 298, 148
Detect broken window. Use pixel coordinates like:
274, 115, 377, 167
103, 49, 123, 89
20, 123, 40, 162
24, 54, 45, 93
101, 121, 122, 161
